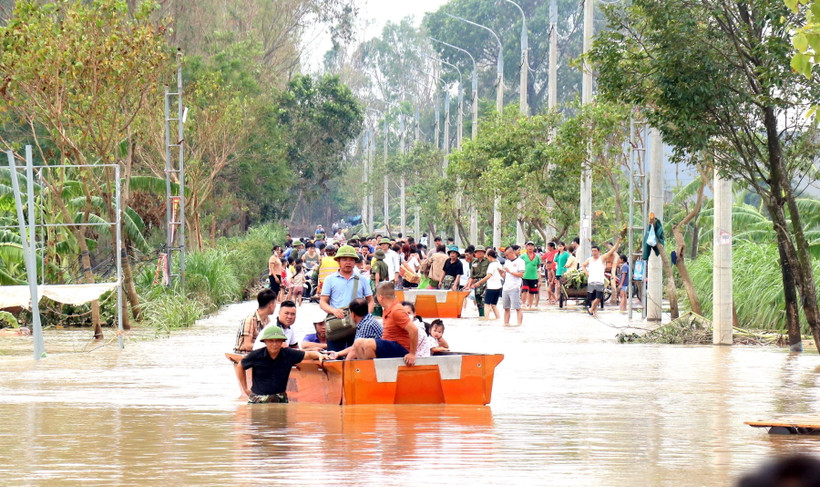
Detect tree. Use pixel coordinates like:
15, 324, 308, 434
590, 0, 820, 351
275, 74, 363, 225
0, 0, 169, 338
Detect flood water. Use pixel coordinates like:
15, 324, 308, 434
1, 300, 820, 486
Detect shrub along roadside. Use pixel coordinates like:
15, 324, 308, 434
136, 224, 283, 333
686, 241, 820, 334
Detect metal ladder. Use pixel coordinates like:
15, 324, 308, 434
627, 115, 648, 320
163, 55, 186, 289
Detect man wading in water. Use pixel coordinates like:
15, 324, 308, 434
236, 326, 324, 403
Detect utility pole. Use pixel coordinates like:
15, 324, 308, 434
713, 169, 733, 344
399, 113, 406, 237
578, 0, 594, 262
549, 0, 558, 110
446, 14, 504, 248
362, 128, 370, 235
383, 116, 389, 233
647, 128, 664, 322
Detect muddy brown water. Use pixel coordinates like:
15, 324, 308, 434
1, 300, 819, 486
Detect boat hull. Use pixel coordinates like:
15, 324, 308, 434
228, 352, 504, 405
395, 290, 470, 318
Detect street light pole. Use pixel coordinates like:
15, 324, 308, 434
579, 0, 594, 262
503, 0, 528, 116
549, 0, 558, 110
430, 38, 478, 141
446, 13, 504, 248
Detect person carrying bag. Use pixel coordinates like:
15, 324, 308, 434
324, 275, 360, 341
320, 245, 375, 352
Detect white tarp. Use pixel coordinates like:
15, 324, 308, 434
0, 282, 119, 309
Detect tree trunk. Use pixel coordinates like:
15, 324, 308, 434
672, 172, 705, 315
120, 241, 140, 323
689, 225, 699, 260
763, 107, 814, 352
210, 216, 217, 247
655, 242, 679, 319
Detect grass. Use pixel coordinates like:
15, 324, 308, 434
134, 223, 284, 333
686, 241, 820, 334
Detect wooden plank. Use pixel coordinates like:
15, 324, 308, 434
745, 417, 820, 429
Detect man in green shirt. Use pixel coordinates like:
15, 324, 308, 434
521, 241, 541, 311
465, 246, 490, 319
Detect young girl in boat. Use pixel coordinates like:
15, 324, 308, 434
426, 319, 449, 354
291, 261, 305, 306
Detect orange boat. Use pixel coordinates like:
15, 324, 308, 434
227, 352, 503, 405
395, 289, 470, 318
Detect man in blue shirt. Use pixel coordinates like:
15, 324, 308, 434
319, 245, 374, 351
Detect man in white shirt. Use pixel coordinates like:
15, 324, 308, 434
501, 245, 525, 326
581, 237, 622, 317
381, 238, 401, 287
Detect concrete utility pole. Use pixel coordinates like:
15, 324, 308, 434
383, 116, 389, 232
503, 0, 528, 116
414, 107, 421, 238
362, 128, 370, 235
578, 0, 594, 262
446, 14, 505, 248
548, 0, 558, 110
399, 113, 406, 237
542, 0, 559, 244
443, 91, 450, 157
647, 127, 664, 322
713, 169, 733, 344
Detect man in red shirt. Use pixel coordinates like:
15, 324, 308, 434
541, 242, 559, 304
352, 282, 418, 366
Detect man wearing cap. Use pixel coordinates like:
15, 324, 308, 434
466, 246, 490, 319
320, 245, 374, 351
369, 249, 389, 316
521, 241, 541, 311
352, 282, 418, 366
441, 245, 463, 291
300, 307, 329, 351
236, 325, 325, 403
379, 237, 401, 287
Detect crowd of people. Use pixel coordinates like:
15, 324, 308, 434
233, 223, 629, 403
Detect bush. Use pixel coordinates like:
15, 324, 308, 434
141, 291, 206, 334
687, 241, 820, 333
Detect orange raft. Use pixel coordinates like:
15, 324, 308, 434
228, 352, 504, 405
395, 289, 470, 318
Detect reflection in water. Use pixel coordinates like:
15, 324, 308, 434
3, 301, 820, 485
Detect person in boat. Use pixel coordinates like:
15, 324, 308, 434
236, 325, 324, 404
300, 307, 328, 351
319, 245, 374, 352
326, 298, 383, 360
352, 282, 418, 366
233, 288, 278, 353
402, 301, 431, 358
426, 319, 449, 354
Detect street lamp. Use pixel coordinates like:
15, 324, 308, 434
426, 53, 464, 152
501, 0, 528, 116
445, 13, 504, 248
430, 38, 478, 140
445, 13, 504, 113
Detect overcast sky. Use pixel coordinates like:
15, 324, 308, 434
301, 0, 449, 72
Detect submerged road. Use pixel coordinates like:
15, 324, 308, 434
0, 298, 817, 486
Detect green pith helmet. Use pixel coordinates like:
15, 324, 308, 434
259, 325, 286, 341
292, 239, 303, 247
334, 245, 361, 262
379, 237, 391, 245
374, 249, 386, 259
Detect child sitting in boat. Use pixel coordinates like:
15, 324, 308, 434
426, 319, 449, 354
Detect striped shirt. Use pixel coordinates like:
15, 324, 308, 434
354, 313, 382, 340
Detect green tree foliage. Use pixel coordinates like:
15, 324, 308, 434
275, 73, 363, 220
589, 0, 820, 351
